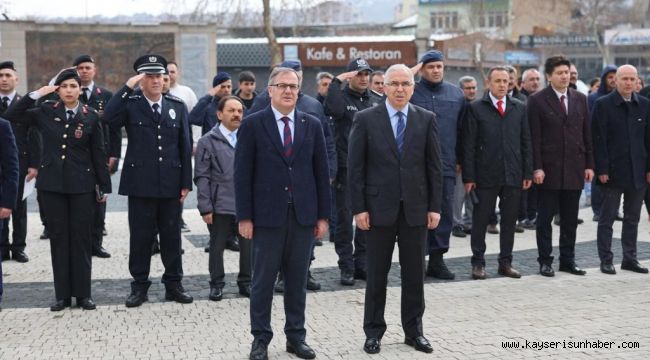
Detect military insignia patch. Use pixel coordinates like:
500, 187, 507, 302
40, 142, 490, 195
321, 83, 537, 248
169, 108, 176, 119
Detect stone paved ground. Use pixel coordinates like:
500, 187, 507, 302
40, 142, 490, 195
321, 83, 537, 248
1, 167, 650, 359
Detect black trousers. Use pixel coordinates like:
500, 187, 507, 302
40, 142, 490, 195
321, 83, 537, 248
471, 186, 520, 267
128, 196, 183, 291
250, 205, 313, 345
536, 189, 581, 266
90, 201, 106, 251
1, 168, 27, 253
208, 213, 251, 287
363, 203, 427, 340
519, 185, 538, 221
334, 172, 366, 272
597, 186, 645, 264
39, 190, 94, 300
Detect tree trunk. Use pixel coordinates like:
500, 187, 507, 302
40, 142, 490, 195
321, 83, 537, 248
262, 0, 283, 67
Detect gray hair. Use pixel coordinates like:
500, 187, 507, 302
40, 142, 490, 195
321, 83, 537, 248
458, 76, 476, 88
521, 68, 540, 82
384, 64, 414, 85
316, 71, 333, 81
268, 67, 299, 86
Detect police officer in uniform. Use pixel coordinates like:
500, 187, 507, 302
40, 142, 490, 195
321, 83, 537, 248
3, 69, 111, 311
104, 55, 193, 307
73, 54, 120, 258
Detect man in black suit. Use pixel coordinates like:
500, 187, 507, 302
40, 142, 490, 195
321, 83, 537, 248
592, 64, 650, 275
73, 55, 120, 258
463, 66, 533, 280
529, 55, 594, 277
348, 64, 443, 355
235, 67, 330, 360
0, 61, 40, 263
0, 117, 19, 309
104, 54, 194, 307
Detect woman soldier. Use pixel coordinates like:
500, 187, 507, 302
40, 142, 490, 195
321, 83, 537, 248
3, 69, 111, 311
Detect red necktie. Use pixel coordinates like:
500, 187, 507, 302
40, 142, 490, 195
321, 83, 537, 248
281, 116, 293, 157
497, 100, 505, 117
560, 95, 567, 115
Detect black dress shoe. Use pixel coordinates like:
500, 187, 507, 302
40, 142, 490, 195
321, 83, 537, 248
50, 298, 71, 312
286, 340, 316, 359
600, 263, 616, 275
125, 291, 148, 307
363, 337, 381, 354
77, 297, 96, 310
92, 247, 111, 258
165, 285, 193, 303
12, 251, 29, 263
209, 286, 223, 301
180, 222, 191, 233
621, 261, 649, 274
225, 239, 240, 252
340, 269, 355, 286
514, 224, 525, 233
204, 245, 210, 253
238, 283, 251, 297
539, 264, 555, 277
559, 263, 586, 275
577, 217, 584, 225
592, 214, 600, 222
306, 272, 321, 291
451, 225, 466, 238
39, 228, 49, 239
404, 335, 433, 353
250, 339, 268, 360
354, 268, 367, 280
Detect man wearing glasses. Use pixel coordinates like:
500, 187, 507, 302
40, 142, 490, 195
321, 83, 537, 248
236, 67, 330, 360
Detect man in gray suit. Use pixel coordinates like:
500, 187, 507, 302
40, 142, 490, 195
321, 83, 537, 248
348, 64, 443, 355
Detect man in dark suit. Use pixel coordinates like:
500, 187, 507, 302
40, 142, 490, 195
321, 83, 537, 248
0, 117, 19, 309
104, 54, 194, 307
73, 54, 120, 258
592, 64, 650, 275
463, 66, 533, 280
0, 60, 40, 263
348, 64, 443, 355
529, 55, 594, 277
235, 67, 330, 360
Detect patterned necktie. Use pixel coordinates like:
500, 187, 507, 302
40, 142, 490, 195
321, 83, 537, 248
152, 103, 161, 123
229, 132, 237, 148
281, 116, 293, 157
80, 87, 89, 103
497, 100, 505, 117
560, 95, 567, 115
1, 96, 8, 112
66, 110, 74, 122
396, 111, 405, 154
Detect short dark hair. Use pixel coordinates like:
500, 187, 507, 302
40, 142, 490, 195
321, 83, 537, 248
217, 95, 244, 112
239, 71, 256, 83
487, 66, 509, 80
370, 70, 384, 83
167, 60, 178, 67
544, 55, 571, 76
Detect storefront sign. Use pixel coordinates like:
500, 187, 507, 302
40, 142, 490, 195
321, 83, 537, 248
295, 42, 417, 67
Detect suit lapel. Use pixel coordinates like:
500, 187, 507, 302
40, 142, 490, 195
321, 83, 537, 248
290, 109, 307, 163
543, 86, 567, 120
378, 105, 399, 159
261, 107, 290, 165
401, 104, 417, 156
138, 97, 155, 121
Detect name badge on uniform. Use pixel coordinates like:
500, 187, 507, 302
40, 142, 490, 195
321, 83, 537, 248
169, 109, 176, 119
75, 123, 84, 139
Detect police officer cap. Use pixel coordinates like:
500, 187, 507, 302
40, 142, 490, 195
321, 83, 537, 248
279, 60, 302, 71
0, 61, 16, 71
212, 72, 231, 87
133, 54, 167, 74
420, 50, 444, 65
346, 58, 372, 73
54, 69, 81, 86
73, 55, 95, 66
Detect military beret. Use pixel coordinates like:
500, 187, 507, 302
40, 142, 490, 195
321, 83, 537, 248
346, 58, 372, 73
0, 61, 16, 71
212, 72, 231, 87
133, 54, 167, 74
419, 50, 444, 65
279, 60, 302, 71
54, 68, 81, 86
73, 55, 95, 66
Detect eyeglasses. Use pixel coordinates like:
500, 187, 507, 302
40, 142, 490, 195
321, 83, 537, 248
270, 83, 300, 91
386, 81, 413, 88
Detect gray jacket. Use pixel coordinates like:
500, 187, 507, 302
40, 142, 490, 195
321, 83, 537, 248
194, 125, 236, 216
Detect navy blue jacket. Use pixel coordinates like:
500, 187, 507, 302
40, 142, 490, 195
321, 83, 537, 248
251, 90, 337, 178
1, 94, 42, 173
0, 118, 19, 210
587, 65, 618, 111
104, 85, 193, 198
410, 79, 465, 177
189, 94, 220, 136
592, 91, 650, 190
234, 106, 330, 227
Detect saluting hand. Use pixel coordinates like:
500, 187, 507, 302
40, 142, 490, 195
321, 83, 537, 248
37, 85, 58, 97
126, 73, 145, 89
336, 71, 358, 82
410, 62, 423, 75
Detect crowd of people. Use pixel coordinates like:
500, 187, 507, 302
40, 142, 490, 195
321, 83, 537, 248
0, 49, 649, 360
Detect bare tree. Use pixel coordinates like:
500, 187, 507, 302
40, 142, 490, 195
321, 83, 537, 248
263, 0, 282, 66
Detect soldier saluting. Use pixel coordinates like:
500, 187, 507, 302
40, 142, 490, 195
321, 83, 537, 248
104, 55, 193, 307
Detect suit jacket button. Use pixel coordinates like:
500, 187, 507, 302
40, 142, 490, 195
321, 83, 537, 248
65, 124, 69, 128
158, 146, 162, 150
159, 157, 163, 161
61, 155, 66, 159
63, 134, 67, 138
61, 144, 66, 149
284, 187, 289, 191
158, 135, 162, 139
131, 163, 135, 167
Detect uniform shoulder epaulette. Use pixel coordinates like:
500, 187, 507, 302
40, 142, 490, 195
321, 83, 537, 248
43, 100, 60, 108
82, 104, 98, 114
164, 93, 183, 103
128, 94, 142, 100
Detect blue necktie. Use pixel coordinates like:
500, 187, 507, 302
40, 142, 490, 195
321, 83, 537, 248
396, 111, 405, 154
152, 103, 161, 123
66, 110, 74, 123
229, 132, 237, 148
